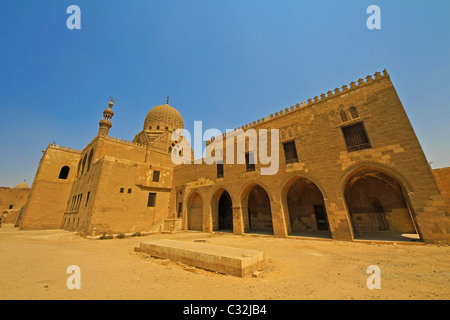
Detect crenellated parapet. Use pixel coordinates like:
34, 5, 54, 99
207, 69, 390, 143
103, 135, 148, 149
47, 143, 82, 153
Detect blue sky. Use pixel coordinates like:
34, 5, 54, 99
0, 0, 449, 187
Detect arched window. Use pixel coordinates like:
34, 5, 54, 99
77, 160, 81, 177
81, 155, 87, 175
58, 166, 70, 179
86, 149, 93, 172
281, 130, 286, 141
287, 128, 294, 139
349, 106, 359, 119
340, 110, 348, 122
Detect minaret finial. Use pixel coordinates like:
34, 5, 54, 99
108, 96, 117, 108
166, 95, 169, 104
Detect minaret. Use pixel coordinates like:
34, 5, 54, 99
98, 99, 115, 137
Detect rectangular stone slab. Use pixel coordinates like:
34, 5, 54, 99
135, 239, 265, 277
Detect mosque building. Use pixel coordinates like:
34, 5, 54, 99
16, 70, 450, 244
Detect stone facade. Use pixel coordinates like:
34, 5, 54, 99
17, 70, 450, 244
0, 182, 30, 226
433, 167, 450, 213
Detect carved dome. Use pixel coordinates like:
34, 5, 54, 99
143, 104, 184, 131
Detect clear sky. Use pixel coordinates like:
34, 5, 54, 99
0, 0, 449, 187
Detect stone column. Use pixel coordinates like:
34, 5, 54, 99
203, 204, 213, 233
270, 197, 288, 237
232, 206, 245, 235
325, 198, 354, 241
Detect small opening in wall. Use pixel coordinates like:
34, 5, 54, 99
153, 170, 160, 182
58, 166, 70, 179
283, 141, 298, 163
340, 110, 348, 122
217, 162, 224, 178
85, 192, 90, 207
341, 122, 371, 152
349, 106, 359, 119
128, 188, 132, 194
147, 193, 156, 207
178, 202, 182, 218
245, 152, 255, 172
120, 188, 124, 193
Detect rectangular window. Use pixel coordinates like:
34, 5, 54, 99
76, 194, 83, 211
245, 152, 255, 172
147, 193, 157, 207
153, 170, 160, 182
283, 141, 298, 163
85, 192, 90, 207
217, 162, 224, 178
128, 188, 132, 194
341, 122, 371, 152
178, 202, 183, 218
8, 205, 13, 209
120, 187, 124, 193
73, 196, 77, 210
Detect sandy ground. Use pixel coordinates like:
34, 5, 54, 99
0, 224, 449, 300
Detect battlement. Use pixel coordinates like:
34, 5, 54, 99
207, 69, 390, 143
103, 135, 148, 149
47, 143, 82, 153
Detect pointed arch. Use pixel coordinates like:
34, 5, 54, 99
342, 164, 420, 241
86, 149, 94, 172
58, 166, 70, 180
186, 192, 203, 231
240, 182, 273, 235
210, 187, 233, 232
281, 175, 331, 237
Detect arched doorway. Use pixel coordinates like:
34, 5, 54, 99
245, 184, 273, 235
187, 192, 203, 231
284, 177, 331, 238
219, 192, 233, 231
211, 188, 233, 232
211, 189, 233, 232
344, 167, 419, 241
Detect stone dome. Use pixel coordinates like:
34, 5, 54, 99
13, 182, 30, 189
143, 104, 184, 131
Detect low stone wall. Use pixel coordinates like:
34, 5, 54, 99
135, 239, 265, 277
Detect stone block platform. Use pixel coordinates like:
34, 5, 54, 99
135, 239, 265, 277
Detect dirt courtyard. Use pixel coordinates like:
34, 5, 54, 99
0, 224, 449, 300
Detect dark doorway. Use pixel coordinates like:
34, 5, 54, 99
344, 167, 419, 241
368, 197, 389, 231
247, 185, 273, 234
218, 191, 233, 231
285, 178, 331, 237
314, 205, 329, 231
